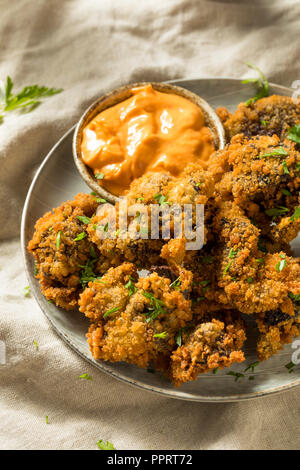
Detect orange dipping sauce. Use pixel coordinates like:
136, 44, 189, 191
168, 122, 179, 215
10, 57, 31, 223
81, 85, 215, 195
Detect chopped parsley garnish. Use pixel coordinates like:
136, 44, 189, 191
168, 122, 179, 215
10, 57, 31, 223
247, 277, 253, 283
0, 76, 62, 123
175, 328, 183, 347
79, 373, 93, 381
103, 306, 121, 319
244, 361, 259, 373
261, 147, 288, 158
96, 197, 107, 203
227, 371, 245, 382
74, 231, 87, 241
33, 340, 38, 351
154, 193, 169, 206
124, 276, 137, 297
153, 331, 167, 339
223, 248, 238, 278
265, 206, 289, 218
142, 292, 166, 322
24, 285, 31, 297
228, 248, 238, 259
56, 230, 63, 249
287, 124, 300, 145
275, 254, 287, 272
213, 367, 219, 375
98, 222, 109, 232
95, 173, 105, 180
223, 261, 232, 278
285, 362, 296, 373
242, 63, 269, 106
135, 211, 141, 223
256, 258, 265, 266
45, 416, 49, 424
76, 215, 91, 224
282, 160, 290, 175
290, 206, 300, 222
137, 196, 144, 202
79, 258, 99, 287
260, 120, 269, 127
282, 188, 292, 196
169, 277, 181, 291
96, 440, 115, 450
34, 263, 38, 276
288, 292, 300, 302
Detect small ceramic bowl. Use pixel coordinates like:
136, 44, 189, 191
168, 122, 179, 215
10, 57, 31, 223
73, 82, 226, 203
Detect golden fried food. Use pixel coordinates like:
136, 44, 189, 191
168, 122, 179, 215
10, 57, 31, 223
217, 95, 300, 141
28, 90, 300, 386
81, 265, 193, 370
256, 290, 300, 361
27, 193, 101, 309
170, 310, 246, 386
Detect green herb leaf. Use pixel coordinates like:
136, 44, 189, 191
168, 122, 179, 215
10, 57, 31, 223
24, 285, 31, 297
153, 331, 167, 339
45, 416, 49, 424
56, 230, 63, 249
96, 440, 115, 450
74, 231, 87, 241
0, 76, 62, 123
247, 277, 253, 283
124, 276, 137, 297
260, 147, 287, 158
275, 255, 287, 272
288, 292, 300, 302
154, 193, 169, 206
287, 124, 300, 145
95, 173, 105, 180
242, 63, 269, 106
282, 160, 290, 175
142, 291, 166, 322
33, 340, 38, 351
244, 361, 259, 373
79, 258, 100, 287
169, 277, 181, 291
76, 215, 91, 224
227, 371, 245, 382
79, 373, 93, 381
285, 362, 296, 373
103, 306, 121, 319
290, 206, 300, 222
265, 206, 289, 218
282, 188, 292, 196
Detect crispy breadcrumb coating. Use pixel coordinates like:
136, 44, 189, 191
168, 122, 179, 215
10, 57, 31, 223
27, 193, 100, 309
170, 310, 246, 386
217, 95, 300, 141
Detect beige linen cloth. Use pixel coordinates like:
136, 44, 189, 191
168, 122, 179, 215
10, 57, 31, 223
0, 0, 299, 450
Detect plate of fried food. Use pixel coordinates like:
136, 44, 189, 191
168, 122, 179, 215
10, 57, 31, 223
21, 69, 300, 402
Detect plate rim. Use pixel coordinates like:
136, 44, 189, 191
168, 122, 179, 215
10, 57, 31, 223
21, 77, 300, 402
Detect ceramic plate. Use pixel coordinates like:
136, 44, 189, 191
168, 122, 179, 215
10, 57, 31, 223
21, 78, 300, 402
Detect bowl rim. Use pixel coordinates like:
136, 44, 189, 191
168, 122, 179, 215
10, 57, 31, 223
72, 81, 226, 203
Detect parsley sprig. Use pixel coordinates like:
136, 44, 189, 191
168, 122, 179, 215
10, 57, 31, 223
142, 291, 166, 322
287, 124, 300, 145
242, 63, 269, 106
0, 76, 62, 123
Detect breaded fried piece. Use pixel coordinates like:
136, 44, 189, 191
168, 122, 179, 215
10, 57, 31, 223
211, 201, 300, 314
217, 95, 300, 141
256, 291, 300, 361
170, 310, 246, 387
27, 193, 100, 309
209, 134, 300, 243
82, 267, 193, 370
78, 262, 137, 322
